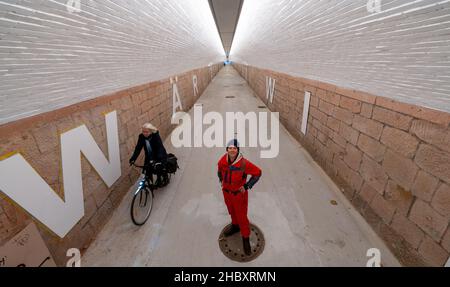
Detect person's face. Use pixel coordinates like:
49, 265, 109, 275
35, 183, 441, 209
227, 146, 238, 158
142, 128, 152, 138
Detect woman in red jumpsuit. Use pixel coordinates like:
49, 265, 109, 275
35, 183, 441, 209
217, 139, 262, 256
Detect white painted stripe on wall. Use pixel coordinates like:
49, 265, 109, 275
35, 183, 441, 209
301, 91, 311, 135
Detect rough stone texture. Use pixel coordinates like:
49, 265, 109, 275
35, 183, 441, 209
442, 228, 450, 253
411, 120, 450, 154
325, 137, 342, 155
0, 64, 221, 266
384, 181, 414, 216
310, 107, 328, 124
339, 96, 361, 113
359, 182, 377, 204
333, 106, 354, 125
375, 97, 450, 127
319, 100, 335, 116
344, 143, 362, 171
411, 171, 440, 203
31, 124, 59, 154
0, 132, 40, 159
391, 213, 425, 249
409, 200, 448, 242
352, 115, 384, 140
380, 127, 419, 159
234, 63, 450, 266
360, 103, 373, 118
370, 193, 396, 224
339, 123, 359, 146
430, 183, 450, 219
357, 134, 386, 162
382, 151, 419, 191
372, 107, 412, 131
415, 144, 450, 184
317, 89, 340, 106
327, 116, 341, 132
418, 236, 450, 267
360, 156, 388, 195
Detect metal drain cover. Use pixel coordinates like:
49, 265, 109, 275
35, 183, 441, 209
218, 224, 265, 263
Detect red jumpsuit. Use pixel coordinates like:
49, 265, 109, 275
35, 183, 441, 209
217, 154, 262, 238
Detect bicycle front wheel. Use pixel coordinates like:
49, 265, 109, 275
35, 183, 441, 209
131, 187, 154, 226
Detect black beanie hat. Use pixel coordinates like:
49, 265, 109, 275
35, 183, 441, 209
226, 139, 240, 153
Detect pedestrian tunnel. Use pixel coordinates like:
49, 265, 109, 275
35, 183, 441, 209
0, 0, 450, 267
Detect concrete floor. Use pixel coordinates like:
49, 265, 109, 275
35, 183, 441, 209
83, 66, 401, 267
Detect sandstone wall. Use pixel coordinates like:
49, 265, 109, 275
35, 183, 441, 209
234, 63, 450, 267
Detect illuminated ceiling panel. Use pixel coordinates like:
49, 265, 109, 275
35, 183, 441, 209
209, 0, 244, 57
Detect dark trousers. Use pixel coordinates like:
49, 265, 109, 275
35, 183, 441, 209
145, 161, 167, 185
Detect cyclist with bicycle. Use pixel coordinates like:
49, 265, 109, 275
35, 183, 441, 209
129, 123, 168, 186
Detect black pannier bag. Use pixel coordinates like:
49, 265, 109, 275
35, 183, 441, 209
166, 153, 179, 174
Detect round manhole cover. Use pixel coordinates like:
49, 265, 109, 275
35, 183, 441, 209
218, 224, 265, 263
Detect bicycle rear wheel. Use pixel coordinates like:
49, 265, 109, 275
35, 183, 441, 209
131, 186, 154, 226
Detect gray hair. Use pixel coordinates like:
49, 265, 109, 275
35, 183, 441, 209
142, 123, 158, 132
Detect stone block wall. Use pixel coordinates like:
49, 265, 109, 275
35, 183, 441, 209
0, 63, 222, 266
234, 63, 450, 266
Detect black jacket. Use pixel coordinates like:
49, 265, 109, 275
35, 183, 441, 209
129, 132, 168, 164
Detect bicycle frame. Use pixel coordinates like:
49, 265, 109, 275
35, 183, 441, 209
132, 163, 160, 191
130, 161, 170, 226
134, 179, 147, 196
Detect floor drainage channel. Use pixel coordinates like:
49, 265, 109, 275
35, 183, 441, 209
218, 224, 265, 263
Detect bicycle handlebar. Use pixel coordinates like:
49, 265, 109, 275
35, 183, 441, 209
131, 161, 156, 169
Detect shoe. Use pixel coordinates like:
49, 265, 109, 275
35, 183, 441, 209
224, 224, 240, 237
163, 174, 169, 186
243, 237, 251, 256
155, 174, 168, 187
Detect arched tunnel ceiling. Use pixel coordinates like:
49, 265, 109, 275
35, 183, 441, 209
231, 0, 450, 113
208, 0, 244, 57
0, 0, 224, 124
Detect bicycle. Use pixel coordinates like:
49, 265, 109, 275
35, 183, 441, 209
130, 161, 170, 226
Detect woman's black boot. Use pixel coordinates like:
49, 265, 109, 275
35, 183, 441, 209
243, 237, 251, 256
